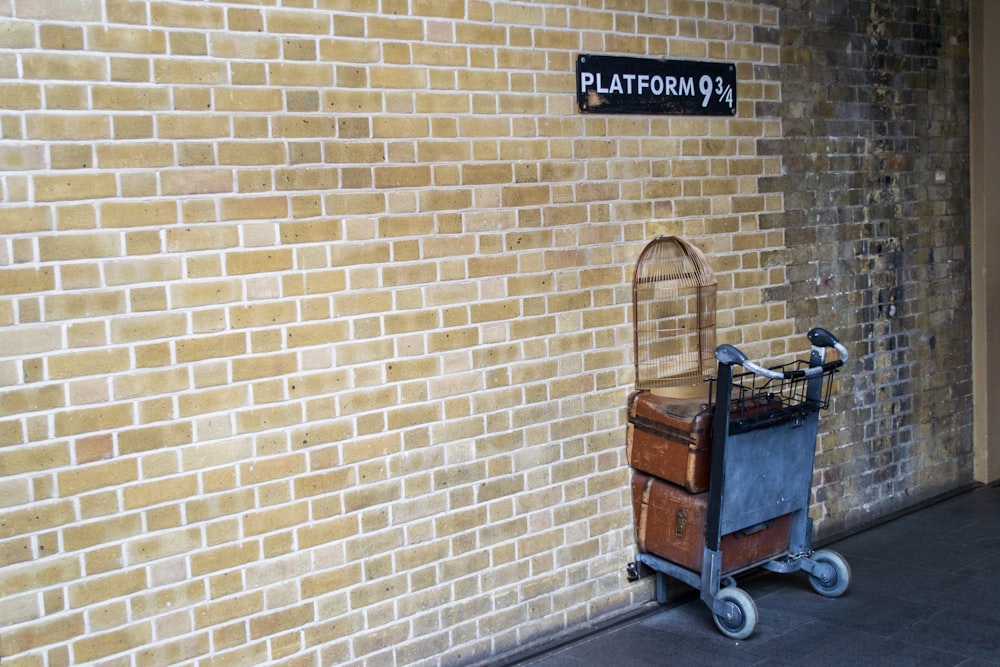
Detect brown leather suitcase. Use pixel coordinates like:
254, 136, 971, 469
627, 390, 713, 493
631, 471, 792, 574
627, 390, 784, 493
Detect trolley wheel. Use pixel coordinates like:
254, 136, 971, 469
712, 587, 757, 640
808, 549, 851, 598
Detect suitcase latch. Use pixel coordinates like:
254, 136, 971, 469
675, 508, 687, 537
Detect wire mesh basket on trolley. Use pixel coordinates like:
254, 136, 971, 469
709, 356, 842, 434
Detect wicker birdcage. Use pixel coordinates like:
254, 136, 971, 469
632, 236, 717, 390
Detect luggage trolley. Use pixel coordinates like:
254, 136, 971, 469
635, 328, 851, 639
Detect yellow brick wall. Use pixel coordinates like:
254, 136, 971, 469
1, 2, 787, 664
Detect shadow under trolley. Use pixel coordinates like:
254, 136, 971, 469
634, 328, 852, 639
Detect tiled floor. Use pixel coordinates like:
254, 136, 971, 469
511, 484, 1000, 666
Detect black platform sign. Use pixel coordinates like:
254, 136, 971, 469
577, 54, 736, 116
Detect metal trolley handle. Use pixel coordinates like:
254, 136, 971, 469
715, 327, 848, 379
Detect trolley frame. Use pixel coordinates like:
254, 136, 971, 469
635, 327, 851, 639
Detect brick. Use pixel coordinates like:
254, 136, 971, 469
269, 61, 334, 87
22, 53, 107, 81
0, 612, 86, 657
0, 20, 37, 49
160, 169, 234, 196
48, 348, 130, 380
136, 628, 210, 664
220, 197, 289, 223
114, 366, 188, 399
69, 568, 147, 609
106, 56, 148, 83
0, 322, 59, 356
72, 623, 153, 663
0, 501, 76, 540
34, 173, 117, 202
174, 332, 246, 363
242, 501, 308, 538
0, 475, 32, 509
16, 0, 99, 20
234, 402, 301, 434
122, 472, 197, 515
170, 280, 242, 308
249, 602, 313, 640
156, 111, 228, 139
0, 143, 45, 171
123, 229, 162, 255
0, 437, 69, 473
96, 144, 172, 173
0, 267, 55, 295
267, 9, 332, 35
118, 422, 193, 456
0, 204, 52, 234
190, 541, 259, 580
107, 113, 151, 139
97, 200, 177, 228
285, 320, 350, 349
227, 8, 264, 31
101, 243, 163, 283
150, 0, 224, 28
88, 26, 167, 54
48, 143, 92, 170
54, 403, 132, 437
168, 31, 209, 57
216, 87, 283, 113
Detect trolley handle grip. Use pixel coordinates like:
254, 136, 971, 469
807, 327, 850, 367
714, 328, 848, 380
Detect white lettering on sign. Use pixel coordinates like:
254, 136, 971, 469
580, 71, 698, 100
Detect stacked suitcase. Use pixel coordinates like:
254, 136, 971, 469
627, 389, 792, 576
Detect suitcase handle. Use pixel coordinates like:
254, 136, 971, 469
731, 518, 774, 537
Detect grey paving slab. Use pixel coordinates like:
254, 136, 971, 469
508, 485, 1000, 667
748, 622, 970, 667
891, 607, 1000, 664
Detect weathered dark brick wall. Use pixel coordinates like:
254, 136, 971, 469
759, 0, 973, 534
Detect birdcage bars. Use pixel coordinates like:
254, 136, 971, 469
632, 236, 717, 389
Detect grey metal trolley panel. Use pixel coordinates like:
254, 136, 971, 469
636, 327, 852, 639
